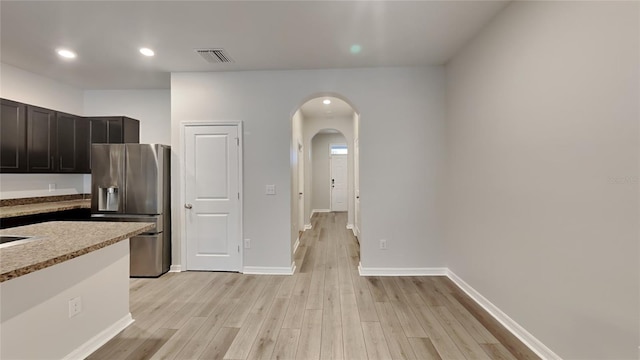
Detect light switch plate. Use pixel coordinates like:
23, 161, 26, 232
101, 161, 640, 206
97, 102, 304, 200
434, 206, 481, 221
265, 185, 276, 195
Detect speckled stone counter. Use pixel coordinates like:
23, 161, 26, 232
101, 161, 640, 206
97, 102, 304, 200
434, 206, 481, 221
0, 221, 153, 282
0, 199, 91, 219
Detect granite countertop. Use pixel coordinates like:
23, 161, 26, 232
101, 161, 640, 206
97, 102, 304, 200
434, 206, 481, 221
0, 199, 91, 219
0, 221, 153, 282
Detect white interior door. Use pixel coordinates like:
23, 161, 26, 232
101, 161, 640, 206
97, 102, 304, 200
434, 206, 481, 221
184, 124, 241, 271
330, 154, 348, 212
297, 143, 305, 232
354, 138, 360, 236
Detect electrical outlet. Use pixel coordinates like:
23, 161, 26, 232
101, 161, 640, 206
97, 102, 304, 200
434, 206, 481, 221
379, 239, 387, 250
48, 183, 56, 192
244, 239, 251, 249
68, 297, 82, 318
265, 185, 276, 195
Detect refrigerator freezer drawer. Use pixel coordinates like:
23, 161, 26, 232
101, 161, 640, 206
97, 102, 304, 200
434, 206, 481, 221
130, 233, 170, 277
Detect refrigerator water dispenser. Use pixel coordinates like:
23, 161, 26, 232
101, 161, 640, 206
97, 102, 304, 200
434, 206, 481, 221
98, 186, 119, 211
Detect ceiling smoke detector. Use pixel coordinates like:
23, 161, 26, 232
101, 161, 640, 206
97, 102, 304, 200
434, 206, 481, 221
195, 48, 234, 64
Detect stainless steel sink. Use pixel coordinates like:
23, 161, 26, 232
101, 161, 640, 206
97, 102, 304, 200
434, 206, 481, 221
0, 235, 39, 249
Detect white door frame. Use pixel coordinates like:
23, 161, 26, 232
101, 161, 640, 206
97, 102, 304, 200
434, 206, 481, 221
180, 121, 244, 272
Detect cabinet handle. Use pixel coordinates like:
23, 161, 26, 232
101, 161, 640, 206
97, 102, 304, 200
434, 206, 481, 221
51, 156, 54, 168
59, 157, 62, 169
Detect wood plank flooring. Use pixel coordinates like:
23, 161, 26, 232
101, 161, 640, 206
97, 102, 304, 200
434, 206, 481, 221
88, 212, 540, 360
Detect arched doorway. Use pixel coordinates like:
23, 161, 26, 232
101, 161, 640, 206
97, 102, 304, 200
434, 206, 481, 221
290, 94, 360, 265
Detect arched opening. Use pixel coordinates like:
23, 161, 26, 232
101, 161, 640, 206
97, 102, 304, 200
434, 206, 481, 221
290, 94, 360, 268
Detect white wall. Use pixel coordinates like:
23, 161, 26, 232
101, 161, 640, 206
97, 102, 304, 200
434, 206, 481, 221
311, 132, 347, 211
171, 66, 445, 270
445, 2, 639, 359
0, 174, 87, 199
0, 63, 87, 199
0, 63, 83, 114
84, 90, 171, 144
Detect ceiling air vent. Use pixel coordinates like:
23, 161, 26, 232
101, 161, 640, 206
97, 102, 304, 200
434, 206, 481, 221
195, 48, 234, 64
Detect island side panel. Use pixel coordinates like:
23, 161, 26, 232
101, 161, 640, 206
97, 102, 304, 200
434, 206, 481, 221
0, 240, 131, 360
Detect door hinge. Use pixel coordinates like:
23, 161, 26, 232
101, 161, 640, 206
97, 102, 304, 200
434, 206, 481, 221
238, 245, 240, 252
237, 192, 240, 200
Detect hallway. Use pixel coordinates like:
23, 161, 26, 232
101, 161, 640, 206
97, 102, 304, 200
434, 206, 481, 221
88, 212, 538, 359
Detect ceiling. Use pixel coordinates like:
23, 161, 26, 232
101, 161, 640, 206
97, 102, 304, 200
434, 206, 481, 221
0, 1, 509, 90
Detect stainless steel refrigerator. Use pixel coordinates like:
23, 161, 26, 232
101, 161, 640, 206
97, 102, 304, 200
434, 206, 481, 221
91, 144, 171, 277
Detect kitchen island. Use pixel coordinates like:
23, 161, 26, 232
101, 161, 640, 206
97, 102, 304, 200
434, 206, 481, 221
0, 221, 153, 360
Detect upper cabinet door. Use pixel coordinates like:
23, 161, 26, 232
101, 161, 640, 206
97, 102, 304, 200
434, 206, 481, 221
123, 117, 140, 143
90, 117, 124, 143
27, 105, 56, 173
107, 118, 123, 143
56, 112, 90, 173
90, 118, 109, 144
0, 99, 27, 173
90, 117, 140, 144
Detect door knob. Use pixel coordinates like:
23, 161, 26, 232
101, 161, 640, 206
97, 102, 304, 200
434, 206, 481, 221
184, 203, 193, 209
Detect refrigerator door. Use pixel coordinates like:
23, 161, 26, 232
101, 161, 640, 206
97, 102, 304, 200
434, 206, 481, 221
130, 233, 169, 277
125, 144, 166, 215
91, 144, 125, 213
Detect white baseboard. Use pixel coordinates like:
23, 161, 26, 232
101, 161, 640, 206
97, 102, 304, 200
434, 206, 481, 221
346, 224, 354, 229
311, 209, 330, 214
293, 238, 300, 254
243, 262, 295, 275
446, 270, 561, 360
346, 224, 356, 236
358, 263, 448, 276
303, 224, 312, 230
63, 313, 134, 360
169, 265, 182, 272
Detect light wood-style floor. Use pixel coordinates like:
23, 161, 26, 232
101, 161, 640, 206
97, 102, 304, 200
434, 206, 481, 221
88, 212, 539, 360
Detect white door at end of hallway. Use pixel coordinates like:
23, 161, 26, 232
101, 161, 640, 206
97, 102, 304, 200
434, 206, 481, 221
330, 154, 347, 212
184, 124, 241, 271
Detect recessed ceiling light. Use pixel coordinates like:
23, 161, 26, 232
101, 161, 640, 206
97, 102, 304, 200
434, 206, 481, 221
323, 99, 331, 105
139, 47, 155, 57
56, 48, 76, 59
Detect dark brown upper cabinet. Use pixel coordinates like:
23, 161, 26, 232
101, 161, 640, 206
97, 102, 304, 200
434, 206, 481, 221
27, 105, 57, 173
56, 112, 90, 173
90, 117, 140, 144
0, 99, 27, 172
0, 98, 140, 174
